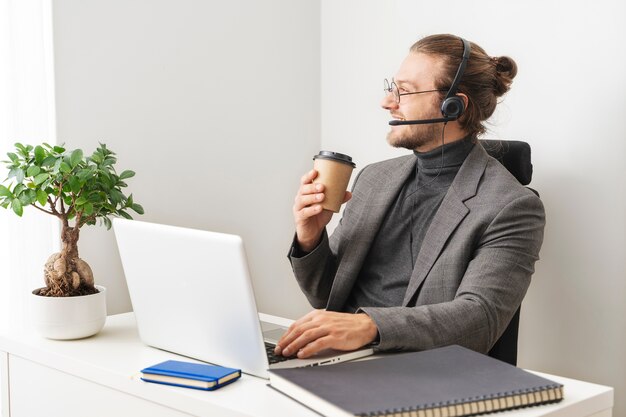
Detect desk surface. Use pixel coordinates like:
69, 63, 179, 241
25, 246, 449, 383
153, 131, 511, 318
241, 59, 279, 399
0, 313, 614, 417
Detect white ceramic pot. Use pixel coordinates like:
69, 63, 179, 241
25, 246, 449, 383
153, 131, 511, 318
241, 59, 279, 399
30, 285, 107, 340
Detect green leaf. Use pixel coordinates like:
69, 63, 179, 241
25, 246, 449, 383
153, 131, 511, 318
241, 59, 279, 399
104, 203, 116, 211
77, 167, 93, 182
131, 203, 144, 215
119, 170, 135, 180
9, 168, 25, 183
98, 143, 112, 156
70, 149, 83, 168
102, 216, 112, 230
53, 146, 65, 154
12, 198, 23, 216
109, 189, 124, 205
7, 152, 19, 163
69, 176, 81, 194
36, 190, 48, 206
34, 146, 46, 165
60, 162, 71, 173
118, 210, 133, 220
24, 189, 37, 205
83, 203, 93, 216
13, 184, 25, 196
18, 193, 30, 206
99, 170, 112, 188
90, 152, 103, 164
88, 191, 104, 203
53, 158, 62, 173
26, 165, 41, 177
33, 173, 48, 186
102, 157, 116, 167
75, 196, 88, 206
0, 185, 12, 198
42, 155, 57, 167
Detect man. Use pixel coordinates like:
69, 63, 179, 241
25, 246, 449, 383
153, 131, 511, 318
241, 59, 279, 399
275, 34, 545, 359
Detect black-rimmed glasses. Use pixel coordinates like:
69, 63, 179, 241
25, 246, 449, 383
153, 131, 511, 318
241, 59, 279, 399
383, 78, 446, 104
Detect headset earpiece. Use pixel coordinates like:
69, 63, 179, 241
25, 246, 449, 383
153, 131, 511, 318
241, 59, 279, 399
440, 96, 464, 119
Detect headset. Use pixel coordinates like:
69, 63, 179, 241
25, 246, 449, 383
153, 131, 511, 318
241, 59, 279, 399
389, 37, 471, 126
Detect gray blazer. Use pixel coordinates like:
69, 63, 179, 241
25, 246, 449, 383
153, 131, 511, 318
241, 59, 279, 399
288, 143, 545, 354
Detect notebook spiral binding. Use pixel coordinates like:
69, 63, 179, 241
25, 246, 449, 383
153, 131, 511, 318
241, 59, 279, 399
361, 384, 564, 417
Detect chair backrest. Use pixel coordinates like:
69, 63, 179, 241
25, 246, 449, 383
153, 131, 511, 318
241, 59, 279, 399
479, 139, 536, 365
480, 139, 533, 185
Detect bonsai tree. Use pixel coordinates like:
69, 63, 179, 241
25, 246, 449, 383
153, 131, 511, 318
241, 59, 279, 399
0, 143, 143, 297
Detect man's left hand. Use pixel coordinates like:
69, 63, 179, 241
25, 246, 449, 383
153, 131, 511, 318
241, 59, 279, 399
274, 310, 378, 359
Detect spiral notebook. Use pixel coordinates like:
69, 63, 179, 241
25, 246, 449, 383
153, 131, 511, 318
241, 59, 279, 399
268, 345, 563, 417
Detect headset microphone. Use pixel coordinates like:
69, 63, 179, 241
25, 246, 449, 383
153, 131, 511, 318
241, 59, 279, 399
388, 37, 471, 127
389, 116, 456, 126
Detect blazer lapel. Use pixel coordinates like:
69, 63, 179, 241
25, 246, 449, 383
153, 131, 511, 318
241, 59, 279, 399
402, 144, 489, 306
326, 155, 415, 311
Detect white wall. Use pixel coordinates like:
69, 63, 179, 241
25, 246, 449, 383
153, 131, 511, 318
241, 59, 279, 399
52, 0, 320, 318
321, 0, 626, 415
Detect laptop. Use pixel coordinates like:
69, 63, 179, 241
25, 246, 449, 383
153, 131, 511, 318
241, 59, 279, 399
112, 218, 373, 379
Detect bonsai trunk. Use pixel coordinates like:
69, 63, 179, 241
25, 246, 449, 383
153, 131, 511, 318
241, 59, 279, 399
40, 220, 97, 297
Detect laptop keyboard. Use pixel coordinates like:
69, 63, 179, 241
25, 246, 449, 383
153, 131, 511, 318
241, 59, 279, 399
265, 342, 293, 364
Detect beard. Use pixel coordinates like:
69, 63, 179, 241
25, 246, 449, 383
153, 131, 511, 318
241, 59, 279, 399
386, 122, 442, 151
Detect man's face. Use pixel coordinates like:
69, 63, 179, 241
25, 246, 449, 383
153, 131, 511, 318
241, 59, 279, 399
381, 52, 445, 152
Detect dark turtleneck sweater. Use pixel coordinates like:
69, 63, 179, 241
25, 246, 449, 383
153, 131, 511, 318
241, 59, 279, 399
343, 136, 475, 313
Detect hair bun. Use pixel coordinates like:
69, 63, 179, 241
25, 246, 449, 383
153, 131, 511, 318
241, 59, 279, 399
494, 56, 516, 75
492, 56, 517, 97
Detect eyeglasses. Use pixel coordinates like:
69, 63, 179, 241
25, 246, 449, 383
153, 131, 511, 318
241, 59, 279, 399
383, 78, 446, 104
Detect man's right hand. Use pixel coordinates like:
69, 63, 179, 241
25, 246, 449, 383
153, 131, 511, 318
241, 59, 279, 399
293, 169, 351, 252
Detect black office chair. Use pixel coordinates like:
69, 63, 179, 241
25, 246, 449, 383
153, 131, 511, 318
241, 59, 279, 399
479, 139, 537, 366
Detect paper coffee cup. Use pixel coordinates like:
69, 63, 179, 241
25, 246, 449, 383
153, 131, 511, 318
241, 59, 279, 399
312, 151, 356, 213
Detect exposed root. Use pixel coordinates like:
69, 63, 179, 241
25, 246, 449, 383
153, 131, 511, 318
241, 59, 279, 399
42, 252, 97, 297
74, 258, 94, 287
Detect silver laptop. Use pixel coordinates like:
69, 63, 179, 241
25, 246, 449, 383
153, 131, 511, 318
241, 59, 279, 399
112, 218, 373, 379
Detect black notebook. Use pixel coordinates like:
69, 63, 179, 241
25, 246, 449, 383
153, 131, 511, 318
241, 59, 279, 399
268, 345, 563, 417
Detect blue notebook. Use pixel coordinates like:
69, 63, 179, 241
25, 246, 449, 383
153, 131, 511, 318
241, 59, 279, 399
140, 360, 241, 391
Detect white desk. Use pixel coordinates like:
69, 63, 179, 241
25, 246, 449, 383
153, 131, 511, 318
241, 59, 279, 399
0, 313, 613, 417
